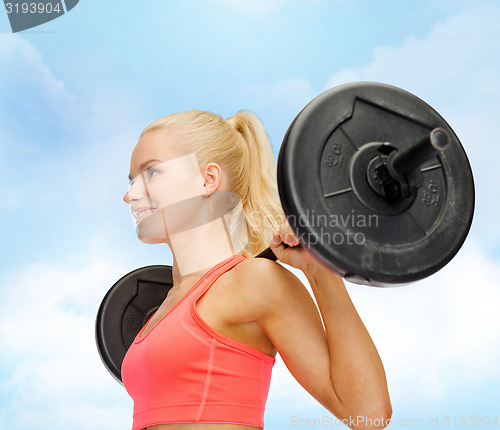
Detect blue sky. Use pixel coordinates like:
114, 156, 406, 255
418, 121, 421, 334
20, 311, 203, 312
1, 1, 499, 429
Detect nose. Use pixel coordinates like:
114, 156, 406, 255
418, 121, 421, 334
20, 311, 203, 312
123, 178, 142, 204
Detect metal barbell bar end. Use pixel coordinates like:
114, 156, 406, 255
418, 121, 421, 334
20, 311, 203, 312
390, 127, 451, 177
371, 127, 452, 200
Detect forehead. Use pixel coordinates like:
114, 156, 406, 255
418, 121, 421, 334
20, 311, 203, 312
128, 128, 187, 178
132, 128, 184, 161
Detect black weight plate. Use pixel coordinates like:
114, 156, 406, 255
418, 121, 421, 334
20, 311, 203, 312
95, 265, 173, 384
278, 82, 475, 286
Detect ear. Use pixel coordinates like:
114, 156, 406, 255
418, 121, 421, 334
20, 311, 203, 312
203, 162, 223, 196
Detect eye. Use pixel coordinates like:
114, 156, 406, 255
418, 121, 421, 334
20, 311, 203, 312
127, 164, 160, 189
144, 166, 159, 181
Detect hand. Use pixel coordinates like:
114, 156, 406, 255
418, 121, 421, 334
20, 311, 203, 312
269, 217, 324, 273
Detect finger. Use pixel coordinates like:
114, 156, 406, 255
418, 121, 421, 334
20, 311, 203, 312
288, 227, 298, 246
280, 218, 298, 246
286, 226, 299, 246
269, 230, 287, 260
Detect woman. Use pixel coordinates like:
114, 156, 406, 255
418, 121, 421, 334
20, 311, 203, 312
121, 110, 392, 430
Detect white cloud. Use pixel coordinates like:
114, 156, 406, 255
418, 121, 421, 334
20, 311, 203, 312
323, 4, 500, 143
0, 34, 71, 102
0, 260, 133, 430
0, 34, 76, 158
346, 240, 500, 401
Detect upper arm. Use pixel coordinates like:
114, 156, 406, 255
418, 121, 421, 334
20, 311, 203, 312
238, 258, 342, 416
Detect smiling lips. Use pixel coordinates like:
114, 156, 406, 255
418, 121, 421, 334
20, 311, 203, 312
133, 206, 158, 224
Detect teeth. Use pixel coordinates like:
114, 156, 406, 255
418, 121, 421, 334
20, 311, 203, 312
135, 208, 157, 218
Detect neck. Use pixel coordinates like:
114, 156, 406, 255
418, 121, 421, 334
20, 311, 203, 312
168, 219, 236, 290
159, 190, 246, 291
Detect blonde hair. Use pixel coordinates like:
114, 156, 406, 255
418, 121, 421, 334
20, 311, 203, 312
140, 110, 285, 257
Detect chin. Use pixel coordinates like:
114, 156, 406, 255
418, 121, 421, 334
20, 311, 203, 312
138, 237, 166, 244
137, 230, 169, 244
134, 211, 169, 244
137, 227, 168, 244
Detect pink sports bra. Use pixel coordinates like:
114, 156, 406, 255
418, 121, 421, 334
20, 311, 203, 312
121, 254, 276, 430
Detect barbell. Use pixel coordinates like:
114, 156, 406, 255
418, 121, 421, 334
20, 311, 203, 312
96, 82, 474, 384
256, 81, 474, 285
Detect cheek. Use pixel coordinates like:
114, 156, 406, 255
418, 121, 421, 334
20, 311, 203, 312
151, 170, 205, 208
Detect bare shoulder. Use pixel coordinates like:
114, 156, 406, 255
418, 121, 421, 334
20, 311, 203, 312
235, 257, 301, 290
230, 257, 311, 322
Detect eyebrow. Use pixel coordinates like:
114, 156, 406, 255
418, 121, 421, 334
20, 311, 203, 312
128, 159, 163, 181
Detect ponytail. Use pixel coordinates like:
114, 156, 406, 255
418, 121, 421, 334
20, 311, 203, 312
226, 111, 285, 256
